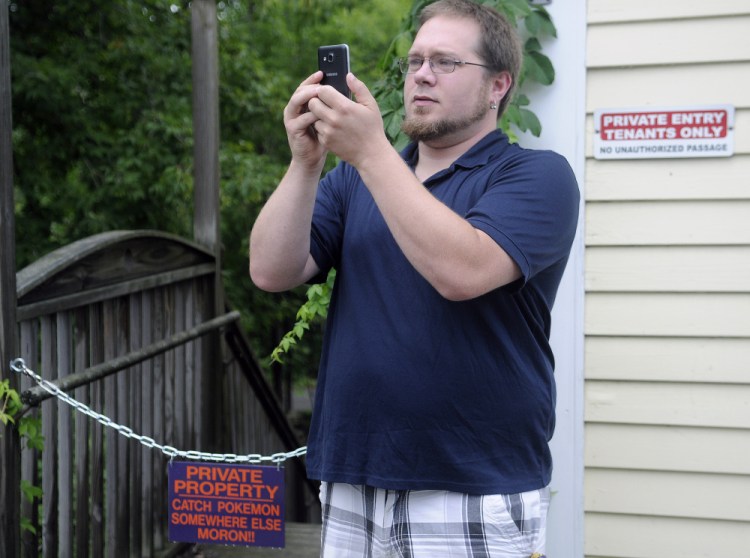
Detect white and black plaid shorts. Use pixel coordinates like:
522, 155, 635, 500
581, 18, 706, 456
319, 482, 550, 557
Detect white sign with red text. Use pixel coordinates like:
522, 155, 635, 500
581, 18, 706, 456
594, 105, 734, 159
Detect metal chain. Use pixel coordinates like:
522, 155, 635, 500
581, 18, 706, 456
9, 358, 307, 465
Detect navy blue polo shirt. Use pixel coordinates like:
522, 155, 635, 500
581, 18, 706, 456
306, 130, 579, 494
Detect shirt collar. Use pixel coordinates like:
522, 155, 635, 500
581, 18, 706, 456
401, 129, 510, 174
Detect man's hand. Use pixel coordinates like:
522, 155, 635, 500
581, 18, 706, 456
283, 71, 329, 170
307, 73, 391, 168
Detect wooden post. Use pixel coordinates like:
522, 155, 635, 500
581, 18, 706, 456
191, 0, 221, 258
191, 0, 224, 452
0, 1, 22, 555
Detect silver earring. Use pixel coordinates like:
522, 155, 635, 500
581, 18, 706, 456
490, 102, 498, 110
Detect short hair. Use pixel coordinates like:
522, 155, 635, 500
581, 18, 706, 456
418, 0, 523, 116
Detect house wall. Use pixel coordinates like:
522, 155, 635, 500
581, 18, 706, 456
584, 1, 750, 557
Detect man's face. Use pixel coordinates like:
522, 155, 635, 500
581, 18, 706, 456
402, 16, 494, 145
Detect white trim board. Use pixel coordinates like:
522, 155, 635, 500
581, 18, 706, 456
517, 2, 587, 556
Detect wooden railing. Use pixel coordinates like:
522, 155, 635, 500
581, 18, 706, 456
13, 230, 318, 557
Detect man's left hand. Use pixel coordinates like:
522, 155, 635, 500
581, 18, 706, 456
308, 73, 390, 168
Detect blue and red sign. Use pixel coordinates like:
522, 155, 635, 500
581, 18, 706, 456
168, 461, 285, 548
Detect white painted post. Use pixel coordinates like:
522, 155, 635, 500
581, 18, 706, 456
518, 2, 587, 556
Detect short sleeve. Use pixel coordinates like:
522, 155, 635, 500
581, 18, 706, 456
467, 150, 579, 286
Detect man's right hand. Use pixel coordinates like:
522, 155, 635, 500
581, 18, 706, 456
284, 72, 329, 169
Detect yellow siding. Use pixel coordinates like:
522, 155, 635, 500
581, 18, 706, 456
587, 63, 750, 111
586, 469, 750, 521
587, 200, 750, 245
587, 16, 750, 67
588, 0, 750, 23
587, 292, 750, 337
587, 156, 750, 200
586, 514, 749, 557
586, 381, 750, 428
586, 246, 750, 291
586, 424, 750, 474
585, 1, 750, 556
586, 337, 750, 383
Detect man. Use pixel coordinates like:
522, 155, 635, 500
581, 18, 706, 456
250, 0, 579, 555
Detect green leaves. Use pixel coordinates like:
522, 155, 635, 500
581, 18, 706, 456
492, 0, 534, 20
270, 270, 334, 364
18, 416, 44, 451
1, 380, 44, 535
525, 8, 557, 38
0, 379, 22, 427
522, 38, 555, 87
1, 380, 44, 449
20, 480, 43, 535
10, 0, 196, 267
501, 93, 542, 137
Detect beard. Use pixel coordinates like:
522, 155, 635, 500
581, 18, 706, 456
401, 83, 492, 143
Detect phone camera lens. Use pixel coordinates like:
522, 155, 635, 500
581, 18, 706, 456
326, 53, 335, 62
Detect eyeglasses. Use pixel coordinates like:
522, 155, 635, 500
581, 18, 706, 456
397, 56, 491, 74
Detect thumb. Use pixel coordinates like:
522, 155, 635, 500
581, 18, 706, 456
347, 73, 376, 107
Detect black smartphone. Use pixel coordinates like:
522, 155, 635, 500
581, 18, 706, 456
318, 44, 351, 99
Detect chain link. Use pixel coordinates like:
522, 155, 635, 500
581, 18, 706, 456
9, 358, 307, 465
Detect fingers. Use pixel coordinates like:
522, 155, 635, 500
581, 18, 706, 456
281, 73, 330, 165
285, 72, 324, 118
313, 74, 377, 119
287, 72, 369, 123
346, 73, 376, 107
289, 73, 381, 166
303, 70, 324, 85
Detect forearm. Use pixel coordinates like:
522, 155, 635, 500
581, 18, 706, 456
357, 147, 520, 300
249, 159, 323, 292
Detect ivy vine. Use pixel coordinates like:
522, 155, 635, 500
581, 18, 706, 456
1, 379, 44, 534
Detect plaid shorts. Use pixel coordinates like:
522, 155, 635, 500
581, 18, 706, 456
319, 482, 550, 557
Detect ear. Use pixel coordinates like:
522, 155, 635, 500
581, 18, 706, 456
491, 71, 513, 103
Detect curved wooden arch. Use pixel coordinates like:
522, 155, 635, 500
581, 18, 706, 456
16, 230, 216, 314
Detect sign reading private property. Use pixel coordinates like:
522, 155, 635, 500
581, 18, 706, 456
594, 105, 734, 159
168, 461, 285, 548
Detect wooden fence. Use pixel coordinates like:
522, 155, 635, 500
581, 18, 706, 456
13, 230, 318, 557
